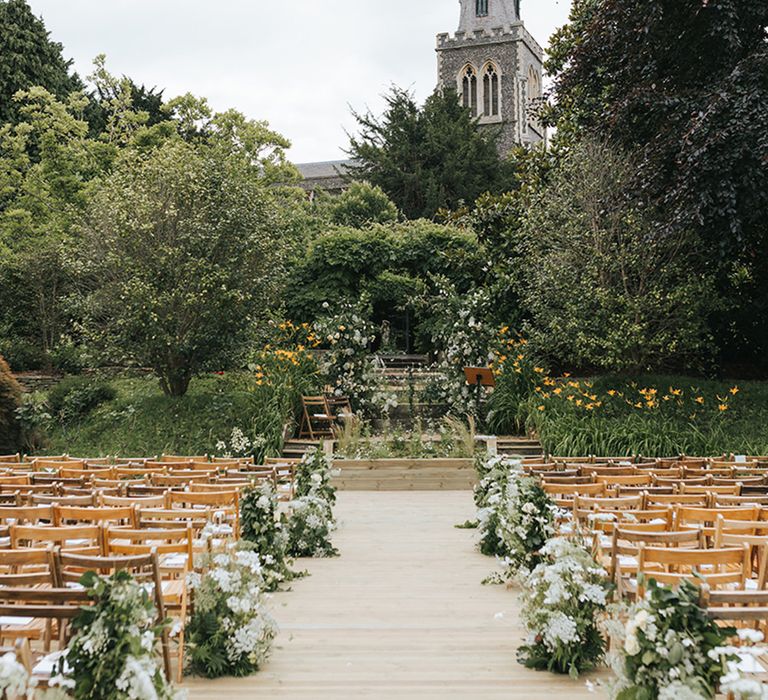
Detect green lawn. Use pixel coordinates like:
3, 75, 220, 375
39, 373, 297, 459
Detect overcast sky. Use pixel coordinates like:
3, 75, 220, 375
26, 0, 572, 163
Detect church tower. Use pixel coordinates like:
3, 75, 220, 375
436, 0, 545, 155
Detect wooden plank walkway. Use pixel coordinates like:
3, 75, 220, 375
186, 491, 600, 698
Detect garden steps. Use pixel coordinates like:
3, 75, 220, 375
496, 436, 543, 458
282, 438, 322, 459
332, 458, 476, 491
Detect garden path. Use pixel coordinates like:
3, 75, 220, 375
185, 491, 600, 699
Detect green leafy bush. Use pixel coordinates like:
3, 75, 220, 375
330, 181, 398, 228
48, 376, 117, 423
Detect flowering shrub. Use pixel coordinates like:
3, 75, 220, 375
214, 427, 267, 461
474, 455, 520, 557
49, 570, 182, 700
239, 481, 294, 591
186, 544, 277, 679
518, 537, 610, 678
420, 283, 495, 418
295, 449, 336, 506
286, 449, 338, 557
285, 494, 338, 558
610, 578, 735, 700
314, 300, 397, 418
473, 455, 561, 580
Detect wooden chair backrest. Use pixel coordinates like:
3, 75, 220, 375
105, 526, 193, 569
151, 473, 213, 487
680, 484, 741, 496
675, 506, 758, 536
159, 455, 207, 463
55, 505, 137, 528
166, 490, 239, 508
29, 494, 96, 507
101, 493, 166, 508
0, 454, 21, 464
584, 466, 637, 477
637, 544, 750, 594
594, 474, 652, 487
645, 494, 709, 507
0, 505, 54, 525
10, 523, 103, 554
0, 546, 56, 587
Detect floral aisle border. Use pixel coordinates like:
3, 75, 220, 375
470, 454, 768, 696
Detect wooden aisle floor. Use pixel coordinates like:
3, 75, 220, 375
186, 491, 601, 699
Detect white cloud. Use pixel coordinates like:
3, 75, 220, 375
26, 0, 572, 162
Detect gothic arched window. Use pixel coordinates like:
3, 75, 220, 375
482, 63, 500, 117
528, 64, 541, 99
476, 0, 489, 17
461, 65, 478, 117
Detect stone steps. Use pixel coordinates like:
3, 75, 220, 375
496, 436, 543, 458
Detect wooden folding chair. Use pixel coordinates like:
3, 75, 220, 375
52, 549, 172, 681
298, 396, 335, 439
54, 505, 137, 528
636, 544, 751, 597
104, 526, 192, 682
10, 524, 104, 556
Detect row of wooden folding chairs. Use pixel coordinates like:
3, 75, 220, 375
0, 548, 177, 681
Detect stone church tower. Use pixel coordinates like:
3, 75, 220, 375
436, 0, 545, 155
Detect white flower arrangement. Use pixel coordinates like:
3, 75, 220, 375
41, 570, 184, 700
518, 537, 610, 678
285, 494, 338, 558
186, 543, 277, 678
610, 578, 735, 700
0, 652, 30, 698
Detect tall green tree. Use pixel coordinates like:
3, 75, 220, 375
546, 0, 768, 372
0, 0, 81, 124
521, 139, 715, 374
347, 87, 511, 220
83, 123, 300, 396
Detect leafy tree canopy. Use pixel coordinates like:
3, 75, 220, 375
0, 0, 81, 124
347, 86, 513, 220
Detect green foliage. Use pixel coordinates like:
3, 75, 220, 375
82, 137, 295, 396
185, 544, 276, 678
0, 0, 81, 124
347, 86, 512, 219
546, 0, 768, 373
39, 371, 308, 458
285, 219, 484, 333
314, 299, 397, 417
521, 139, 715, 374
295, 449, 336, 506
520, 374, 768, 458
285, 494, 338, 558
330, 181, 398, 228
0, 355, 23, 453
57, 569, 180, 700
47, 376, 117, 423
612, 579, 735, 699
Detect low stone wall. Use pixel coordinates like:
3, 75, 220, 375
13, 374, 63, 393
